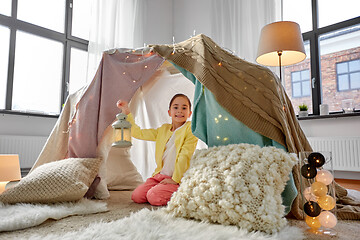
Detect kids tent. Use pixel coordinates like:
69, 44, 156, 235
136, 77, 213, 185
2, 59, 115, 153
30, 34, 358, 220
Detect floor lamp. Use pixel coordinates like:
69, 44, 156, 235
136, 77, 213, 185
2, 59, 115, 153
256, 21, 306, 82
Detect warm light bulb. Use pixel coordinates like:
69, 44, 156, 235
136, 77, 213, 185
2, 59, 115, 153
303, 187, 317, 201
308, 152, 326, 168
304, 201, 321, 217
319, 211, 337, 228
305, 215, 321, 230
311, 181, 328, 197
0, 182, 8, 194
315, 169, 334, 185
301, 164, 317, 179
318, 195, 336, 210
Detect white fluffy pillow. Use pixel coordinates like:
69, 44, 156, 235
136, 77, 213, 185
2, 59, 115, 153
0, 158, 102, 204
165, 143, 297, 234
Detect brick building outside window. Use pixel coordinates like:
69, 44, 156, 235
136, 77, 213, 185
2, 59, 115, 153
283, 27, 360, 115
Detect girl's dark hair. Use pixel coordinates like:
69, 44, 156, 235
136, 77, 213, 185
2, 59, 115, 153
169, 94, 191, 109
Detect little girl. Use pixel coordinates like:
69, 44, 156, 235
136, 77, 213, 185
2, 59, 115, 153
116, 94, 198, 206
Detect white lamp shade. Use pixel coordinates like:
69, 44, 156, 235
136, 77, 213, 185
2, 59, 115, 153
0, 154, 21, 181
256, 21, 306, 66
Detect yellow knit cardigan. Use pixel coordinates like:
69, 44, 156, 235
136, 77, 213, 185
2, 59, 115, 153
127, 113, 198, 183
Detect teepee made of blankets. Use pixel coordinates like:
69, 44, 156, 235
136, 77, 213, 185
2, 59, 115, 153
31, 34, 359, 220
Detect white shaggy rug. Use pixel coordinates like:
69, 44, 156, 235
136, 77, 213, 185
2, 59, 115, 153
0, 199, 108, 232
28, 208, 304, 240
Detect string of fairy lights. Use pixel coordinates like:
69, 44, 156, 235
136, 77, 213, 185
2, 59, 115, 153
300, 152, 337, 233
63, 49, 155, 136
63, 32, 287, 148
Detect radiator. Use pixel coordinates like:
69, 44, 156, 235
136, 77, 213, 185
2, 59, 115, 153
0, 135, 48, 169
307, 136, 360, 172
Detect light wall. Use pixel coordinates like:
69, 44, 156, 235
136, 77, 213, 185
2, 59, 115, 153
173, 0, 212, 42
143, 0, 173, 45
0, 114, 57, 136
299, 116, 360, 137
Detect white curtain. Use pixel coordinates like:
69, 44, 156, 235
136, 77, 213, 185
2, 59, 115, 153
87, 0, 147, 82
210, 0, 282, 63
87, 0, 282, 80
85, 0, 281, 179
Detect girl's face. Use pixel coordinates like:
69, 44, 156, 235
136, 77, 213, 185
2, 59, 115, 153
168, 96, 192, 126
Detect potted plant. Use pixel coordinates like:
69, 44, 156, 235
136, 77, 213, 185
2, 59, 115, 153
298, 104, 308, 117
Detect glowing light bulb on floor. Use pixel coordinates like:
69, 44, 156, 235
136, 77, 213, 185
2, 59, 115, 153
315, 169, 333, 185
311, 181, 327, 197
319, 211, 337, 228
305, 216, 321, 230
303, 187, 317, 201
304, 201, 321, 217
318, 195, 336, 210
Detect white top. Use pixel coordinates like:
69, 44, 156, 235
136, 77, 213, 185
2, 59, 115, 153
160, 124, 185, 177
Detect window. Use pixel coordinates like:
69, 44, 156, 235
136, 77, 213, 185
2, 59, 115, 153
12, 31, 63, 113
69, 47, 88, 94
292, 70, 311, 98
0, 0, 90, 116
17, 0, 66, 33
0, 25, 10, 109
318, 0, 360, 28
0, 0, 11, 16
284, 40, 313, 114
336, 59, 360, 91
283, 0, 360, 115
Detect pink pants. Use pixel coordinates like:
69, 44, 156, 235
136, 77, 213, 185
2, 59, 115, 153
131, 173, 179, 206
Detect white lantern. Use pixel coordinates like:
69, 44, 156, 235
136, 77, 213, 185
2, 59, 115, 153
112, 113, 132, 148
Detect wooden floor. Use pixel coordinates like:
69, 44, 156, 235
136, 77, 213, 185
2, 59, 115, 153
18, 169, 360, 191
335, 178, 360, 191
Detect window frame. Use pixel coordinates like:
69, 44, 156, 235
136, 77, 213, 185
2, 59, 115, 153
336, 59, 360, 92
303, 0, 360, 115
291, 69, 311, 98
0, 0, 88, 117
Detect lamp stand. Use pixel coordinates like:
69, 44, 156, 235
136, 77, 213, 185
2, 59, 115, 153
278, 50, 283, 82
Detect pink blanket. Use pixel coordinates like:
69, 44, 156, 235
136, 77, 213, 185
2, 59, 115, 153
68, 52, 164, 158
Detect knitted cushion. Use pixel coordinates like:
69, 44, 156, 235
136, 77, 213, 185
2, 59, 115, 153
165, 143, 297, 234
0, 158, 102, 204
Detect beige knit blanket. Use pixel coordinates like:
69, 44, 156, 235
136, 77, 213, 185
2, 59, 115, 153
151, 34, 359, 220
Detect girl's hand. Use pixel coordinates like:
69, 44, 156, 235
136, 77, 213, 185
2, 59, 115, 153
160, 178, 179, 185
116, 100, 130, 115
